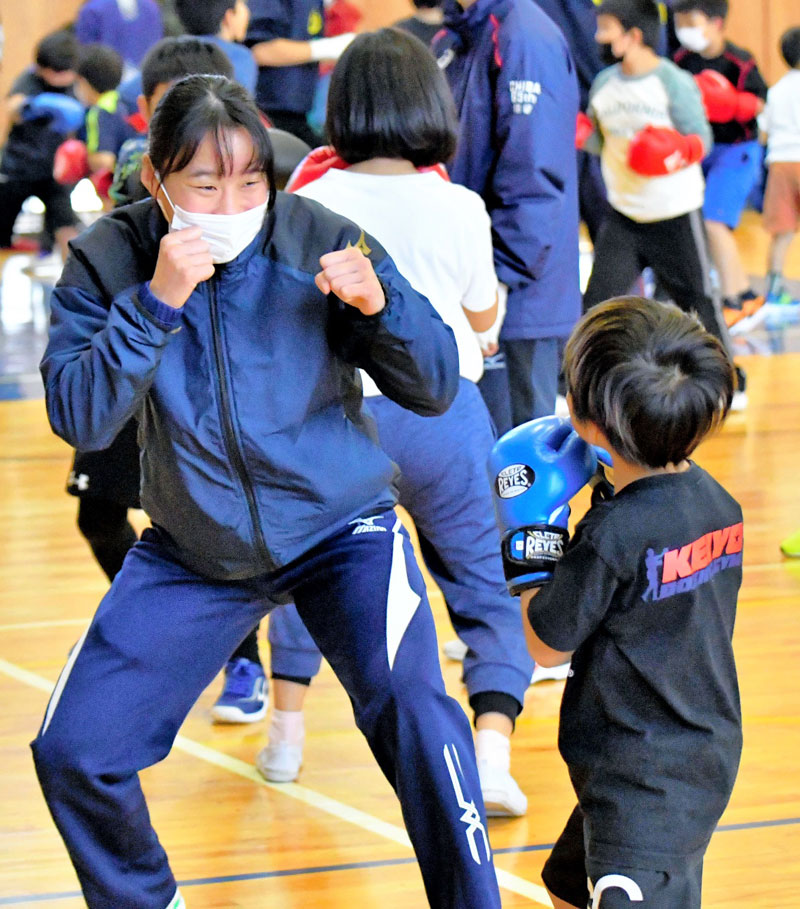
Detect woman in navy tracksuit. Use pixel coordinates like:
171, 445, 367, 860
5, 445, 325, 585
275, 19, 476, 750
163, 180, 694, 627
32, 75, 501, 909
434, 0, 582, 432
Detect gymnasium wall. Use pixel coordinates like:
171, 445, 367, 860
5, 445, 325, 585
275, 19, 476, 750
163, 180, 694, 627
0, 1, 794, 112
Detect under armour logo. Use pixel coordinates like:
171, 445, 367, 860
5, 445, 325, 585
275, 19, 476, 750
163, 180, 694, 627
443, 744, 491, 865
67, 471, 90, 492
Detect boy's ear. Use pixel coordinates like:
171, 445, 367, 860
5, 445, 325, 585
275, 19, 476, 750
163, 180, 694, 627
140, 152, 158, 199
136, 94, 150, 125
629, 25, 644, 46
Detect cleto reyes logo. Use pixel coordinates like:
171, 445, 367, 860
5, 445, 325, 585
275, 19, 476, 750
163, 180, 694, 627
496, 464, 535, 499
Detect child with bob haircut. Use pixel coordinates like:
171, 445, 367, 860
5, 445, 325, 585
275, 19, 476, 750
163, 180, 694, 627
255, 27, 535, 817
490, 296, 743, 908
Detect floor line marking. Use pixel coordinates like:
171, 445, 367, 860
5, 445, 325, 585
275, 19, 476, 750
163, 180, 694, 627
0, 658, 550, 905
0, 619, 91, 632
2, 818, 800, 905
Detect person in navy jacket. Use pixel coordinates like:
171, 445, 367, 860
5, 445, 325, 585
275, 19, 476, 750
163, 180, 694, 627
31, 74, 501, 909
434, 0, 582, 432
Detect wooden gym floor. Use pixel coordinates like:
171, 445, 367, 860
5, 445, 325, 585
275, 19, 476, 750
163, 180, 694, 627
1, 216, 799, 907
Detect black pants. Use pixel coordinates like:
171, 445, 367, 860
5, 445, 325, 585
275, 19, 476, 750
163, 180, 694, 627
583, 208, 731, 356
0, 174, 78, 247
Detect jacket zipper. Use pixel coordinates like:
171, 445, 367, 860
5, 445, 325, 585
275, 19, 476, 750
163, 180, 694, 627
209, 276, 272, 568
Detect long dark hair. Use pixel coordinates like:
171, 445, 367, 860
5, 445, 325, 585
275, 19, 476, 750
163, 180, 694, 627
148, 74, 276, 210
326, 28, 458, 168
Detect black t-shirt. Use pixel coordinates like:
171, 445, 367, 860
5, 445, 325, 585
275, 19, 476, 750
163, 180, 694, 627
2, 70, 79, 181
394, 16, 442, 49
530, 464, 743, 868
674, 41, 768, 144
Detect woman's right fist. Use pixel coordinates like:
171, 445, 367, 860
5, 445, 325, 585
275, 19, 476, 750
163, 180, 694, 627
149, 227, 215, 309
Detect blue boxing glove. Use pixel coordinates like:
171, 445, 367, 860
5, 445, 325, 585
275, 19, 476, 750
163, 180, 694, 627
22, 93, 84, 134
489, 416, 597, 595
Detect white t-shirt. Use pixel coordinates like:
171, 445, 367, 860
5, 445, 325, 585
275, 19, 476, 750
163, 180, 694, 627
761, 69, 800, 164
588, 61, 708, 223
296, 169, 497, 394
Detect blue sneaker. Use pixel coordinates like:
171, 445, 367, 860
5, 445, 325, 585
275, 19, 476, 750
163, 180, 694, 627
211, 658, 268, 724
764, 290, 800, 329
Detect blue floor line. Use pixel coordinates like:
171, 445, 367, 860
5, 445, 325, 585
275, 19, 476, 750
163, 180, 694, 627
2, 816, 798, 904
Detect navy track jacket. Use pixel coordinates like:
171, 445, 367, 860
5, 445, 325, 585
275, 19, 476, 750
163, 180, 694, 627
41, 195, 459, 580
435, 0, 581, 342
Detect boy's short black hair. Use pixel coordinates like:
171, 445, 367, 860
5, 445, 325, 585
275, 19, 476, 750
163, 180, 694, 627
672, 0, 728, 19
36, 30, 79, 72
564, 297, 734, 468
596, 0, 663, 50
780, 26, 800, 69
412, 0, 442, 8
140, 36, 234, 100
174, 0, 235, 37
77, 44, 124, 94
326, 28, 457, 167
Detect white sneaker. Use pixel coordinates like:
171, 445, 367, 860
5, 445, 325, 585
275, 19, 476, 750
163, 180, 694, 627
530, 662, 570, 685
165, 890, 186, 909
256, 742, 303, 783
478, 761, 528, 817
730, 390, 748, 412
443, 638, 468, 661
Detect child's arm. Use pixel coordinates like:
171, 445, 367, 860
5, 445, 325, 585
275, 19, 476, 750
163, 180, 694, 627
581, 71, 613, 157
663, 64, 712, 154
520, 589, 573, 667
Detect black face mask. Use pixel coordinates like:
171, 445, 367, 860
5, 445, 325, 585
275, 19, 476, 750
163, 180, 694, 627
597, 42, 623, 67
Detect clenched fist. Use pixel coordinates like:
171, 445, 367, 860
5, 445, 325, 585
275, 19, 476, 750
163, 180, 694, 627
149, 227, 216, 310
315, 246, 386, 316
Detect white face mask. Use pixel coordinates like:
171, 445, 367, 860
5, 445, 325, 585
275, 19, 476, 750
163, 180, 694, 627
676, 26, 711, 53
157, 178, 268, 264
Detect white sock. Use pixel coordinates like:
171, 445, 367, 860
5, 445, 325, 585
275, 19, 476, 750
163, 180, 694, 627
269, 709, 305, 746
475, 728, 511, 773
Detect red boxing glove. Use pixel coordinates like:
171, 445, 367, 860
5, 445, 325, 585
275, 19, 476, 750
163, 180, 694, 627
694, 69, 760, 123
627, 125, 704, 176
324, 0, 362, 36
125, 110, 148, 135
575, 111, 594, 150
90, 169, 114, 201
53, 138, 89, 185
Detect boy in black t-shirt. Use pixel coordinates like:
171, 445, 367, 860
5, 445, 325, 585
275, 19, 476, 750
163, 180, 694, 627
673, 0, 768, 332
0, 30, 83, 257
394, 1, 444, 48
490, 296, 742, 908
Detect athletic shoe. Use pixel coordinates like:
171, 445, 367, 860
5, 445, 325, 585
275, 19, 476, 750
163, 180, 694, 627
764, 290, 800, 329
256, 742, 303, 782
443, 638, 468, 661
727, 295, 767, 336
530, 662, 570, 684
730, 365, 747, 413
780, 528, 800, 558
211, 657, 268, 724
478, 761, 528, 817
165, 889, 186, 909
